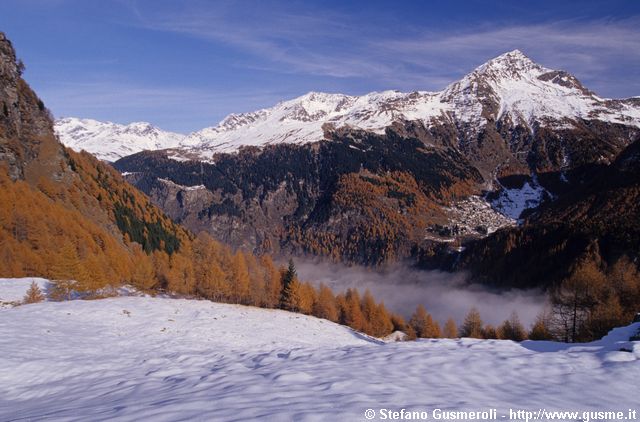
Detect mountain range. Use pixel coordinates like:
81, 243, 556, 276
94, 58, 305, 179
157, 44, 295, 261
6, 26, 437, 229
54, 49, 640, 286
57, 50, 640, 167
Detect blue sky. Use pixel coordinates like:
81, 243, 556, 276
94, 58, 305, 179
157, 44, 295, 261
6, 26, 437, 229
2, 0, 639, 133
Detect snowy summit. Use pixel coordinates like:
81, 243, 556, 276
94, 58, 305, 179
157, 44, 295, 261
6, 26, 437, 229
55, 118, 186, 162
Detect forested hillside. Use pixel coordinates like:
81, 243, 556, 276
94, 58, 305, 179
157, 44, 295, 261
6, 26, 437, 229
116, 126, 482, 265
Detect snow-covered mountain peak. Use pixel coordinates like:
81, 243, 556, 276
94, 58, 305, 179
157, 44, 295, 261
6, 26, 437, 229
476, 49, 543, 77
440, 50, 638, 128
55, 117, 186, 162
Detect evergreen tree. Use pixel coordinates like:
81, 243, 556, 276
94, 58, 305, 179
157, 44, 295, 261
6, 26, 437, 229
23, 281, 45, 304
279, 259, 297, 309
281, 276, 303, 312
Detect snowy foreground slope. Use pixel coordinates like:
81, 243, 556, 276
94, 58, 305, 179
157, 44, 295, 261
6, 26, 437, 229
1, 278, 639, 422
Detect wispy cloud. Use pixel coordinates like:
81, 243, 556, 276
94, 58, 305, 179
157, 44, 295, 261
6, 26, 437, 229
126, 2, 640, 96
377, 18, 640, 88
129, 1, 383, 79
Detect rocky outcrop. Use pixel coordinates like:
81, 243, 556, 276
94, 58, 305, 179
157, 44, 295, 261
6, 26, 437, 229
0, 33, 70, 184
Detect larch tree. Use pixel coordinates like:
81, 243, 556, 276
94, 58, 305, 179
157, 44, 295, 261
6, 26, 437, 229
528, 311, 553, 341
261, 255, 282, 308
587, 295, 624, 340
131, 245, 157, 290
371, 302, 394, 337
23, 281, 45, 304
482, 324, 498, 339
245, 253, 267, 307
608, 255, 640, 318
361, 290, 379, 334
312, 284, 339, 322
443, 317, 458, 338
341, 289, 365, 332
297, 282, 316, 315
50, 241, 88, 300
409, 304, 440, 338
551, 260, 606, 342
497, 311, 526, 341
197, 260, 228, 301
460, 307, 483, 338
230, 251, 250, 304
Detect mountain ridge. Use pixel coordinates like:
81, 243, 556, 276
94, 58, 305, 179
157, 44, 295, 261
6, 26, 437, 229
56, 49, 640, 163
55, 117, 186, 162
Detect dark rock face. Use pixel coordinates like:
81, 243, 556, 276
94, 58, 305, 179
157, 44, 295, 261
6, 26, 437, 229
0, 33, 70, 184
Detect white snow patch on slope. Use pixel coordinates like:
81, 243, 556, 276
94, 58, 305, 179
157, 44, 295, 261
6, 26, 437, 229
490, 178, 548, 220
157, 178, 206, 191
0, 278, 638, 421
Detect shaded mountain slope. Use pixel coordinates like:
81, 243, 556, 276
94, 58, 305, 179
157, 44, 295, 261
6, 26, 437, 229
456, 140, 640, 288
116, 125, 482, 265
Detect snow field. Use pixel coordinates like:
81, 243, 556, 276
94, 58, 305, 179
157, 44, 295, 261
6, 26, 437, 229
1, 278, 639, 421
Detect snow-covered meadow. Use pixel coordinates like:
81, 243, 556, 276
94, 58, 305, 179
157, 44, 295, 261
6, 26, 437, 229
1, 278, 639, 421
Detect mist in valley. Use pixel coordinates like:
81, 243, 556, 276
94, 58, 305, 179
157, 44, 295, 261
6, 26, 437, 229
296, 260, 546, 327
